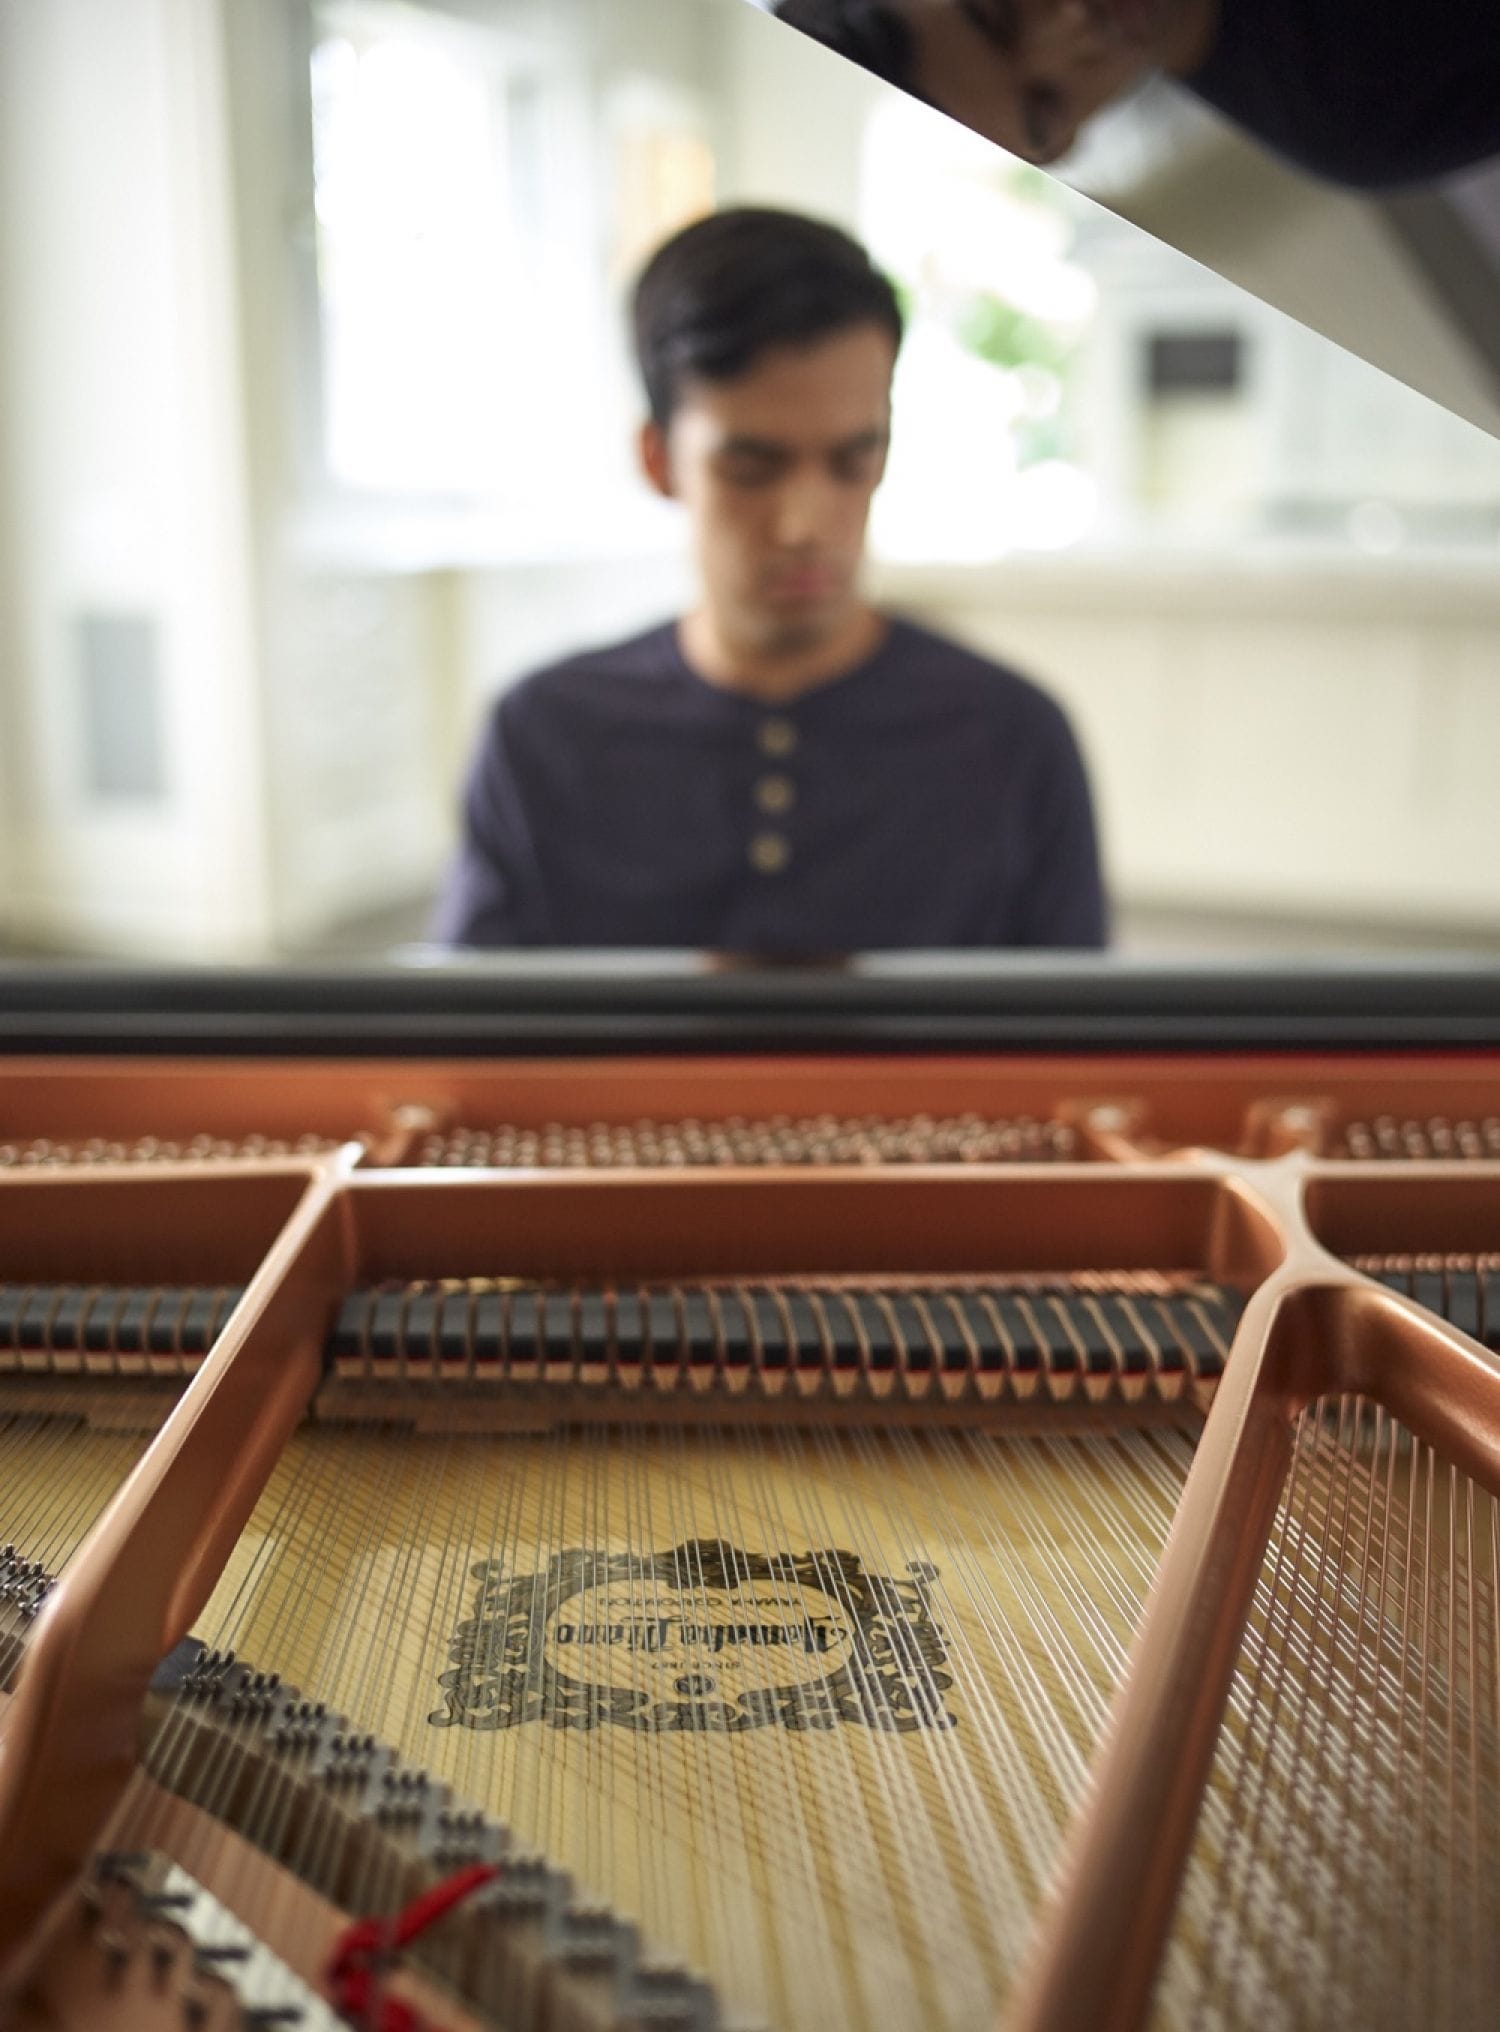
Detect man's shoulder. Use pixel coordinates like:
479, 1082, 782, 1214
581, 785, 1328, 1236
493, 621, 683, 731
882, 617, 1074, 737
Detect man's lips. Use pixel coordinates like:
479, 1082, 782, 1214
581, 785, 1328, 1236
763, 568, 842, 601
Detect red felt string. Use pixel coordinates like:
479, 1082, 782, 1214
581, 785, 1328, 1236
326, 1861, 501, 2031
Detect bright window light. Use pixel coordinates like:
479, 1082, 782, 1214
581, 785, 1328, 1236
311, 19, 523, 494
860, 96, 1098, 562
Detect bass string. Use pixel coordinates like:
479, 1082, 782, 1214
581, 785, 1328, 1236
730, 1425, 870, 2029
855, 1433, 1060, 1947
190, 1421, 398, 1994
456, 1416, 538, 2030
575, 1426, 869, 1966
632, 1435, 703, 1989
1206, 1399, 1357, 2021
236, 1427, 411, 2008
1278, 1397, 1382, 2015
33, 1395, 1136, 2032
530, 1415, 578, 1898
730, 1426, 903, 2031
776, 1425, 922, 2023
1296, 1401, 1394, 2028
878, 1424, 1043, 1971
1162, 1400, 1500, 2030
334, 1420, 460, 1933
770, 1421, 962, 1978
756, 1430, 877, 2025
268, 1422, 470, 1984
812, 1428, 1040, 2019
88, 1421, 334, 2027
297, 1422, 415, 1939
70, 1406, 1317, 2023
425, 1423, 517, 2007
970, 1427, 1187, 1844
927, 1425, 1191, 1921
213, 1428, 359, 1924
642, 1427, 782, 2008
971, 1432, 1152, 1742
609, 1414, 1195, 2032
658, 1430, 800, 2015
821, 1422, 1193, 2024
1471, 1473, 1500, 2024
0, 1407, 136, 1683
0, 1403, 141, 1576
833, 1424, 1022, 2020
455, 1419, 529, 1871
565, 1420, 606, 1935
426, 1422, 1028, 2023
1155, 1399, 1317, 2025
937, 1429, 1146, 1806
193, 1426, 350, 1983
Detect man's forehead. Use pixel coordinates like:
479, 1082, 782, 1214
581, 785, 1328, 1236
675, 328, 896, 440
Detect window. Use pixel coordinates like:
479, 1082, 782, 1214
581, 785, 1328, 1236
308, 0, 633, 510
302, 2, 715, 551
858, 95, 1099, 560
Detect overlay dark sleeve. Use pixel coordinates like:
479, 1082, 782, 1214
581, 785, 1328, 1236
1008, 706, 1109, 950
428, 694, 550, 947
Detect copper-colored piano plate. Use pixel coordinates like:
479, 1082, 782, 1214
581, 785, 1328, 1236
5, 1048, 1500, 1163
3, 1051, 1500, 2031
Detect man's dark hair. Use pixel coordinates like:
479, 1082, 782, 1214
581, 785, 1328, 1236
769, 0, 918, 92
631, 206, 904, 428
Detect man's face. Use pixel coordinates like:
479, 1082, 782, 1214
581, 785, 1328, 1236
643, 324, 895, 661
888, 0, 1217, 164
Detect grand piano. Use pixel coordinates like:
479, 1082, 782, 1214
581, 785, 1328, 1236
2, 7, 1498, 2031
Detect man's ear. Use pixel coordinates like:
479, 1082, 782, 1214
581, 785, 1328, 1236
638, 419, 675, 500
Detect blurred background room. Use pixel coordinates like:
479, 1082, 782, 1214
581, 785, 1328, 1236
2, 0, 1499, 966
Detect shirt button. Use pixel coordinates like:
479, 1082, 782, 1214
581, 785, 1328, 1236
754, 773, 795, 815
748, 831, 791, 874
757, 717, 797, 758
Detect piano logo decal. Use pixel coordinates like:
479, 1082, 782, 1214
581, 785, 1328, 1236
429, 1540, 957, 1732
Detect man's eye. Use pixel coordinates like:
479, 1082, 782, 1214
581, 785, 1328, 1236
718, 456, 780, 486
831, 447, 883, 483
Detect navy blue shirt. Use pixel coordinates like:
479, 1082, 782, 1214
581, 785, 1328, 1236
1186, 0, 1500, 189
432, 617, 1107, 952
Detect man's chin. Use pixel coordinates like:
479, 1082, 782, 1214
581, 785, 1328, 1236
759, 617, 830, 655
751, 597, 849, 655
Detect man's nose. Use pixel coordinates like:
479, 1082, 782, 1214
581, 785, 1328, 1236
772, 471, 832, 547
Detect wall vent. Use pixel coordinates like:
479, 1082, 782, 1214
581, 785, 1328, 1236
76, 611, 168, 804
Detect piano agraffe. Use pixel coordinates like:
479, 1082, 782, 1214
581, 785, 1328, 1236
0, 963, 1496, 2032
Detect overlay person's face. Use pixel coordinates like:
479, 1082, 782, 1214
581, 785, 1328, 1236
888, 0, 1218, 165
639, 324, 895, 661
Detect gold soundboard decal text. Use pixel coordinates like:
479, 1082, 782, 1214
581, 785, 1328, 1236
429, 1541, 956, 1732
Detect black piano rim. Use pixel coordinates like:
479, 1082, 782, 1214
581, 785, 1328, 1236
2, 957, 1500, 1055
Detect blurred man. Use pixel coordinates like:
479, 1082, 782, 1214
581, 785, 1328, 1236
772, 0, 1500, 190
434, 207, 1105, 952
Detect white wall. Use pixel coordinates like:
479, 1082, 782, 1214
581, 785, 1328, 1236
882, 555, 1500, 941
222, 0, 727, 941
0, 0, 272, 958
220, 0, 458, 948
717, 0, 872, 219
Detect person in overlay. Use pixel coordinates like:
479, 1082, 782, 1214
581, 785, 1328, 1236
771, 0, 1500, 192
433, 205, 1106, 953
